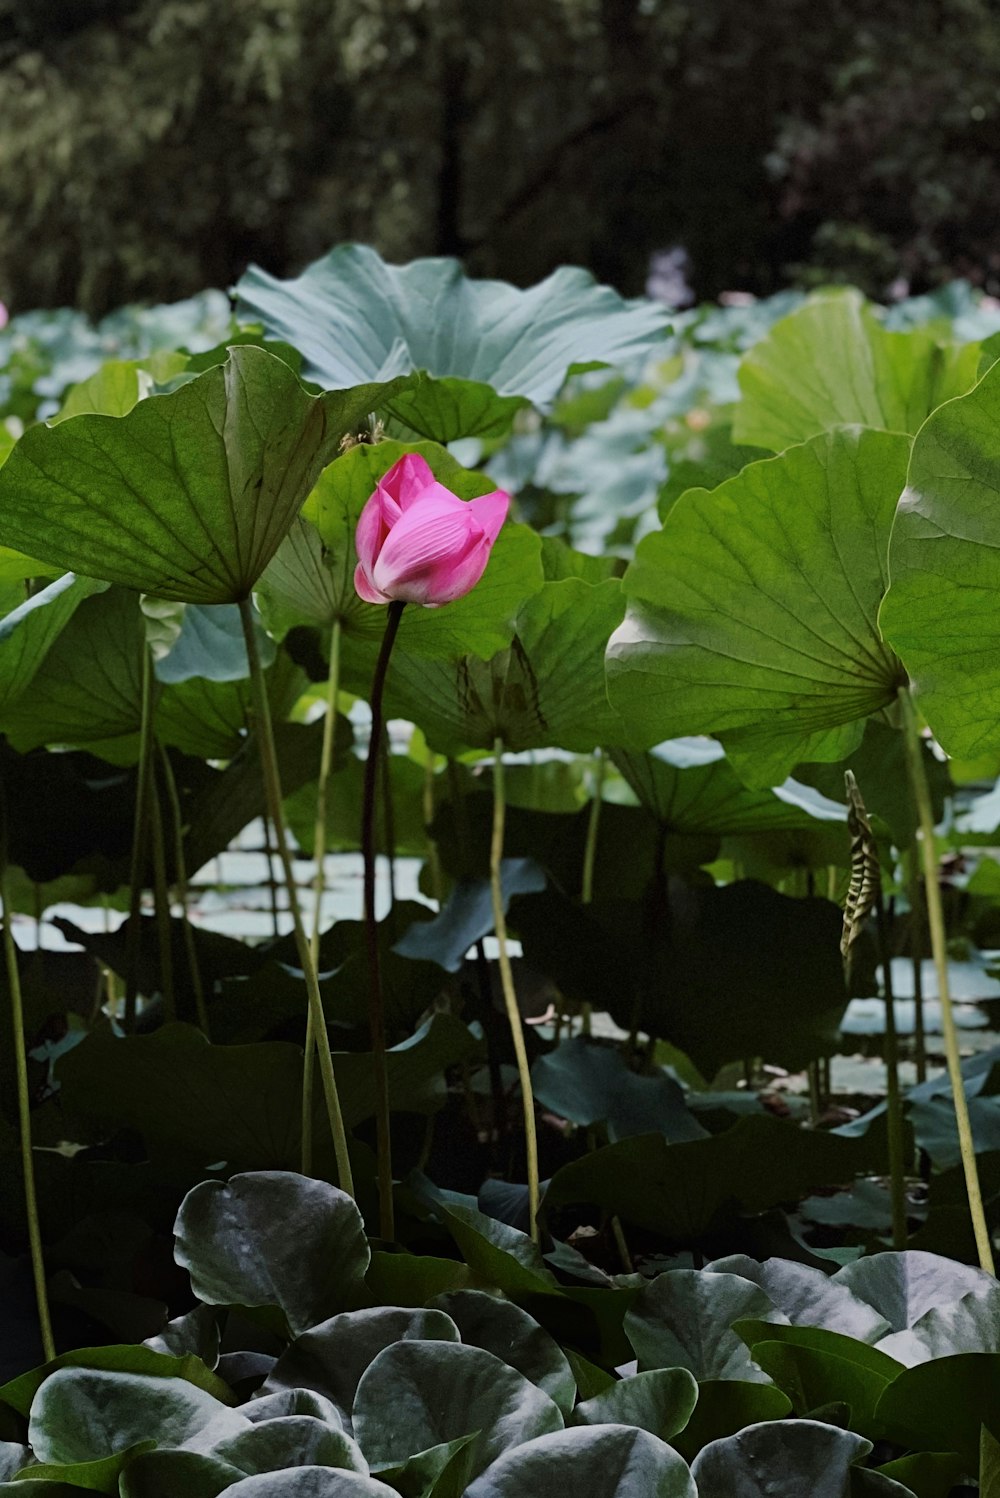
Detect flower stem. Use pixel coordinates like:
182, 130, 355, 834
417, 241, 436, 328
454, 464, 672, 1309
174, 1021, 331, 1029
124, 644, 156, 1031
899, 685, 994, 1273
238, 597, 354, 1198
302, 618, 343, 1176
362, 599, 405, 1241
490, 735, 540, 1242
158, 743, 209, 1036
0, 817, 55, 1360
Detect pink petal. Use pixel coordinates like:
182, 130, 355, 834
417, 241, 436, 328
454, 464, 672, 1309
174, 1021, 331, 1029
355, 487, 401, 575
467, 489, 510, 545
380, 453, 436, 510
372, 502, 493, 605
354, 561, 392, 605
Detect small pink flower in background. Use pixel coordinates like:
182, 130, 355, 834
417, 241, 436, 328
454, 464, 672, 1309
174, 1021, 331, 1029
354, 453, 509, 608
0, 302, 8, 331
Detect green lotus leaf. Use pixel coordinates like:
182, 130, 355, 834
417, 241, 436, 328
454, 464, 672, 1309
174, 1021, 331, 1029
235, 245, 670, 440
464, 1425, 696, 1498
734, 289, 980, 451
173, 1172, 370, 1337
880, 358, 1000, 757
607, 427, 910, 785
0, 346, 411, 603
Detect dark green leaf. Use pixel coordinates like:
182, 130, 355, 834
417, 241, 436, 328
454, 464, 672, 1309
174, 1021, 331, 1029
625, 1271, 780, 1381
174, 1172, 369, 1336
690, 1418, 874, 1497
262, 1308, 460, 1417
573, 1368, 698, 1441
352, 1341, 562, 1478
463, 1425, 695, 1498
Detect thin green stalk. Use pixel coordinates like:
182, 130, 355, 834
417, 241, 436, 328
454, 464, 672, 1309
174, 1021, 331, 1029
361, 600, 405, 1241
874, 897, 907, 1249
1, 852, 55, 1359
904, 844, 928, 1085
124, 644, 156, 1031
579, 750, 605, 1039
899, 686, 994, 1273
238, 598, 354, 1199
148, 777, 176, 1023
262, 814, 282, 941
490, 736, 540, 1242
303, 619, 342, 1175
158, 744, 209, 1035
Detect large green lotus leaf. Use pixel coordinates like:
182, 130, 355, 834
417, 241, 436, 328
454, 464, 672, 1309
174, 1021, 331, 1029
606, 427, 910, 784
215, 1473, 399, 1497
571, 1368, 698, 1442
0, 573, 107, 716
874, 1353, 1000, 1467
875, 1286, 1000, 1365
543, 1115, 887, 1243
29, 1368, 248, 1466
390, 864, 547, 976
0, 347, 410, 603
610, 741, 844, 836
295, 440, 544, 662
174, 1172, 369, 1337
690, 1419, 877, 1498
428, 1292, 575, 1417
364, 578, 627, 755
734, 290, 980, 451
984, 1427, 1000, 1498
624, 1271, 782, 1383
235, 245, 670, 439
529, 1038, 707, 1145
262, 1308, 460, 1418
352, 1340, 562, 1478
0, 1345, 232, 1418
734, 1323, 904, 1438
57, 1021, 473, 1177
0, 582, 302, 763
464, 1425, 695, 1498
669, 1382, 792, 1464
831, 1250, 994, 1334
706, 1254, 890, 1343
511, 880, 848, 1076
211, 1417, 366, 1476
880, 359, 1000, 757
53, 353, 190, 422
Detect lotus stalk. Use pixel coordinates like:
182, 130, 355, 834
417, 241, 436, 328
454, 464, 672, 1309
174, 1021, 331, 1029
238, 598, 355, 1200
302, 617, 343, 1176
899, 686, 994, 1274
491, 735, 541, 1241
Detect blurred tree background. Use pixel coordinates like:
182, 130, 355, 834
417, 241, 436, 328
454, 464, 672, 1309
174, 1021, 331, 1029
0, 0, 998, 316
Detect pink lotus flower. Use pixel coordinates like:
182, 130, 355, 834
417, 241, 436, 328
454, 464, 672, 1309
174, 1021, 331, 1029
354, 453, 510, 607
